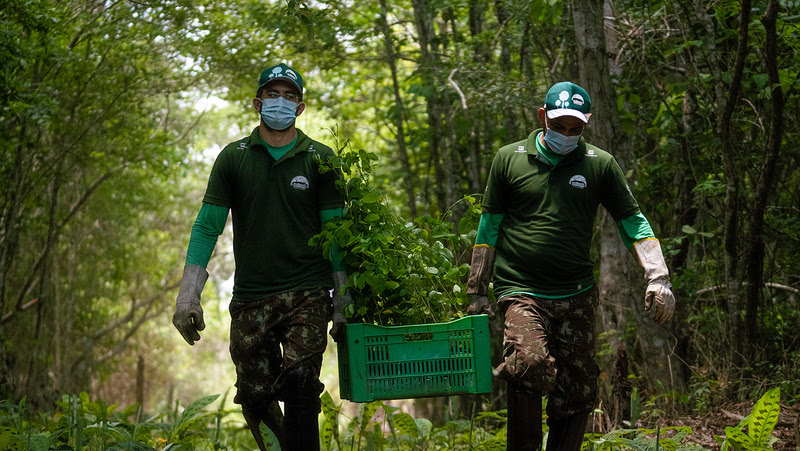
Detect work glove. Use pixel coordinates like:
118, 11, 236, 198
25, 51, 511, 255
632, 238, 676, 324
466, 245, 496, 320
172, 264, 209, 345
330, 270, 353, 343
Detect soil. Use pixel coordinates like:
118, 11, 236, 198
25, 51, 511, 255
638, 403, 800, 450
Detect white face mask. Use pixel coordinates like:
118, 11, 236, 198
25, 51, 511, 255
260, 97, 297, 131
543, 119, 581, 155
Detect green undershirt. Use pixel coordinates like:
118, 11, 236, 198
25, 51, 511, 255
185, 203, 345, 272
259, 133, 297, 162
474, 209, 655, 299
535, 131, 566, 166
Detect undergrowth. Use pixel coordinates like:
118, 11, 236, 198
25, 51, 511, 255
0, 388, 784, 450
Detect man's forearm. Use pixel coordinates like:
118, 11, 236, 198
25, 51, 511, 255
186, 203, 228, 268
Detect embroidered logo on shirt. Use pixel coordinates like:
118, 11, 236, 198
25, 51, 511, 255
515, 145, 526, 153
308, 144, 316, 152
569, 175, 587, 189
586, 149, 597, 157
290, 175, 310, 190
239, 143, 246, 149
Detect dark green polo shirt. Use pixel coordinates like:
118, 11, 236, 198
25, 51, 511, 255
483, 129, 640, 297
203, 127, 344, 300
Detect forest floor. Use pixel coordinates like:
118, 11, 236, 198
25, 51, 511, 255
642, 402, 799, 450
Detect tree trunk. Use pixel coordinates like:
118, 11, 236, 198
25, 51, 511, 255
411, 0, 448, 214
708, 0, 751, 366
136, 354, 146, 411
572, 0, 678, 394
743, 0, 784, 356
379, 0, 418, 218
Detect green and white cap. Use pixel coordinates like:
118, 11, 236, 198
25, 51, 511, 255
257, 63, 304, 99
544, 82, 591, 123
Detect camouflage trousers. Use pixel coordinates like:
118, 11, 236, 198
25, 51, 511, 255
497, 286, 599, 420
229, 288, 332, 408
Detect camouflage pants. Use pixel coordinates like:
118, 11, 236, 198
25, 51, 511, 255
229, 288, 332, 408
497, 286, 599, 420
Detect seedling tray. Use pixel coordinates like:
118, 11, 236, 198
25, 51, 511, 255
337, 315, 492, 402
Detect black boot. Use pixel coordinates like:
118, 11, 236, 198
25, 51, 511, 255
281, 368, 323, 450
242, 401, 286, 450
283, 398, 321, 450
506, 385, 543, 450
545, 411, 590, 451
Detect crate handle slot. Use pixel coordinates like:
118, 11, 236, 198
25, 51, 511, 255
403, 332, 433, 342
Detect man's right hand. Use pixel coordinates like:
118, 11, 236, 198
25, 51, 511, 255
467, 294, 496, 320
172, 264, 209, 346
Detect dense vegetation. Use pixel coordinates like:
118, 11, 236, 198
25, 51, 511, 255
0, 388, 787, 449
1, 0, 798, 448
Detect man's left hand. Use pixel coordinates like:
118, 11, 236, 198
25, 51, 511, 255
330, 290, 352, 342
632, 239, 676, 324
330, 271, 352, 342
645, 278, 675, 324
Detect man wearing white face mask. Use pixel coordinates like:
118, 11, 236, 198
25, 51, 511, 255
172, 63, 351, 450
466, 82, 675, 450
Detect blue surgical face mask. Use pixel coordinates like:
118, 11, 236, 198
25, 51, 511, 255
260, 97, 298, 131
543, 119, 581, 155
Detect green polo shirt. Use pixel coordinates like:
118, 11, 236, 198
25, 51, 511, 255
203, 127, 344, 300
482, 129, 640, 297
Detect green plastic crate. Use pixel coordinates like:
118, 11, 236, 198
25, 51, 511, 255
337, 315, 492, 402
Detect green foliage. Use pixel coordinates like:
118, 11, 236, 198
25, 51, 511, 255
313, 141, 476, 325
2, 390, 790, 449
585, 425, 709, 450
319, 392, 503, 450
0, 392, 257, 450
716, 387, 781, 451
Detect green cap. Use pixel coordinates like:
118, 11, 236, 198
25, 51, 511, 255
544, 82, 591, 123
257, 63, 304, 99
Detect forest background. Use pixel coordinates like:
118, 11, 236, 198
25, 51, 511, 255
1, 0, 798, 447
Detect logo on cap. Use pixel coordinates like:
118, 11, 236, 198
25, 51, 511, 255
555, 90, 571, 108
271, 66, 298, 81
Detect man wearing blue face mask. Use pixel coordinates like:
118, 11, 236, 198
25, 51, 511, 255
172, 63, 351, 450
466, 82, 675, 450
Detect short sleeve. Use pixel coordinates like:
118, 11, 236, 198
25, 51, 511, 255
202, 146, 236, 208
601, 157, 641, 221
482, 151, 508, 214
315, 147, 345, 210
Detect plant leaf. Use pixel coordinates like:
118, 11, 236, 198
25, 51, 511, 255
392, 413, 419, 438
748, 387, 780, 446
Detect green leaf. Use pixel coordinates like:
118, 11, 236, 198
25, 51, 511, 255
362, 192, 380, 204
724, 426, 753, 450
748, 387, 780, 445
392, 413, 419, 438
258, 421, 283, 450
171, 394, 220, 438
414, 418, 432, 438
474, 438, 507, 450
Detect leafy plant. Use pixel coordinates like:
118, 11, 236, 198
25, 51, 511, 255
716, 387, 781, 451
313, 141, 476, 326
319, 391, 501, 450
0, 392, 253, 450
585, 425, 709, 450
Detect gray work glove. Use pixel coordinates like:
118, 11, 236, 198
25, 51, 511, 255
466, 245, 496, 320
172, 264, 209, 345
632, 238, 676, 324
330, 271, 353, 343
